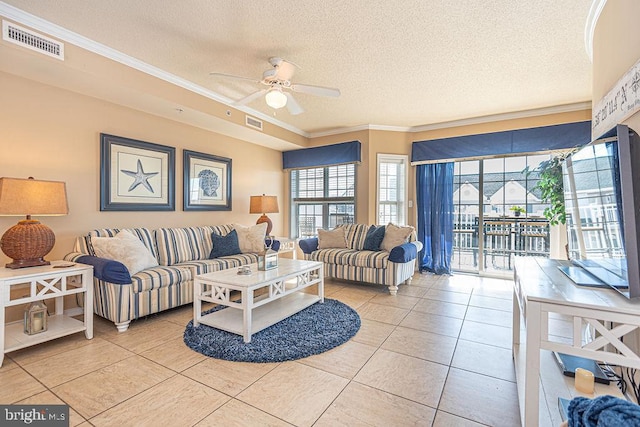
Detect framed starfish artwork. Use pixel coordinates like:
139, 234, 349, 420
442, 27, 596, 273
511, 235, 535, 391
100, 134, 175, 211
183, 149, 232, 211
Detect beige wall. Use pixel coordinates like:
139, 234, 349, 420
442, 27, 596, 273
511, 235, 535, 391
593, 0, 640, 132
411, 110, 592, 142
0, 71, 284, 265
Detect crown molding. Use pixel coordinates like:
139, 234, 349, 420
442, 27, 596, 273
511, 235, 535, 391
0, 1, 309, 138
585, 0, 607, 62
408, 102, 592, 132
308, 124, 411, 138
308, 102, 592, 139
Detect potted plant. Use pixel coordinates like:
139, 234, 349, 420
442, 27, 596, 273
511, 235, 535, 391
523, 151, 574, 225
509, 206, 525, 217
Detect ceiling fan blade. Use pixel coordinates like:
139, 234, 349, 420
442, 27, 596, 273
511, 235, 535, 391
234, 89, 267, 106
210, 72, 260, 84
284, 92, 304, 115
290, 83, 341, 98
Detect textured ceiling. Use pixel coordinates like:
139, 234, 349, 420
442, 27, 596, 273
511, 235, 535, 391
2, 0, 593, 135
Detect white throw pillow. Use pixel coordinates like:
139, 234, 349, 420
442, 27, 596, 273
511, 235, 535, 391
380, 223, 414, 252
91, 230, 159, 275
233, 223, 268, 253
317, 227, 348, 249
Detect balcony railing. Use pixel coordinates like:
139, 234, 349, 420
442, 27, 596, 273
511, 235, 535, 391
453, 216, 550, 271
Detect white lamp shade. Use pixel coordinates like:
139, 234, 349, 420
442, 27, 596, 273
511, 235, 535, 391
265, 88, 287, 109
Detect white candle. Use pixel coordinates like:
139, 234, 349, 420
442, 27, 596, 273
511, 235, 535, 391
575, 368, 595, 394
32, 316, 43, 333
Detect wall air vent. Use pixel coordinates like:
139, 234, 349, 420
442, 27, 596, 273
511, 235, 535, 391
245, 115, 263, 131
2, 21, 64, 60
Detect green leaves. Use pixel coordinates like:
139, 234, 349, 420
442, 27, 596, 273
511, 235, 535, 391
524, 153, 572, 225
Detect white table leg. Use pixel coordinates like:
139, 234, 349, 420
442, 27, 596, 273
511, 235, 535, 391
512, 288, 520, 346
54, 295, 64, 316
318, 267, 324, 303
83, 270, 93, 339
243, 288, 253, 343
193, 279, 201, 327
0, 287, 5, 367
524, 300, 542, 427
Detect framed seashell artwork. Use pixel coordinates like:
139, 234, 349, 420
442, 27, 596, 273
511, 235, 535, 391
183, 149, 232, 211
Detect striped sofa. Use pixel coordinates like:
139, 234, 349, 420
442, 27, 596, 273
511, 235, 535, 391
64, 225, 276, 332
298, 224, 423, 295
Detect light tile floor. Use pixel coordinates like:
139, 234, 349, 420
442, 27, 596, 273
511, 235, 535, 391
1, 272, 524, 426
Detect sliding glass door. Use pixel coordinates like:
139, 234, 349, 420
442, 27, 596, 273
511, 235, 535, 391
451, 154, 553, 275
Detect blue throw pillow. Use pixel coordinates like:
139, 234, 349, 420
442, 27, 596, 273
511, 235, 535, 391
209, 230, 241, 258
363, 225, 386, 251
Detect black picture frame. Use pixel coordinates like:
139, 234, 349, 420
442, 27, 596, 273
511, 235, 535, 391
183, 149, 232, 211
100, 133, 175, 211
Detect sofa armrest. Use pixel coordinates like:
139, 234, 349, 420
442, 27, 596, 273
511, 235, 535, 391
265, 238, 281, 252
298, 237, 319, 254
64, 252, 86, 262
76, 255, 132, 285
389, 241, 423, 263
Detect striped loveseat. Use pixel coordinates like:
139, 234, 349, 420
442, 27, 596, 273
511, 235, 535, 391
65, 225, 278, 332
298, 224, 422, 295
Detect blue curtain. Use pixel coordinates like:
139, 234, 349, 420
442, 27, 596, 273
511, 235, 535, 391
416, 162, 454, 274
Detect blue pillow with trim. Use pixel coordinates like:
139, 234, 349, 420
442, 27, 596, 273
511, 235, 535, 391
209, 230, 241, 258
363, 225, 386, 251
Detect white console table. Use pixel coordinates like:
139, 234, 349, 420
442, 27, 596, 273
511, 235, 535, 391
0, 261, 93, 367
513, 256, 640, 426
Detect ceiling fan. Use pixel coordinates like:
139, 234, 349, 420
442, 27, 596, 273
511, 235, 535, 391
210, 57, 340, 115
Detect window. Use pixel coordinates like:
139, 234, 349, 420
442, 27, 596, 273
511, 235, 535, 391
290, 164, 356, 237
451, 154, 553, 275
377, 154, 408, 225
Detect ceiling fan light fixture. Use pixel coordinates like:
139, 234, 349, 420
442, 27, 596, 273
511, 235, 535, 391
265, 87, 287, 109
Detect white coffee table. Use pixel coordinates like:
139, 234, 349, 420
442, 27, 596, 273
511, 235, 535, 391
193, 258, 324, 343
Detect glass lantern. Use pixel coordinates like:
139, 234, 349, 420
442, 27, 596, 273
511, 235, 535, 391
258, 236, 278, 271
258, 248, 278, 271
24, 300, 48, 335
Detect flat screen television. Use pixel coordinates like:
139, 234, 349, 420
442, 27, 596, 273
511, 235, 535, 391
561, 124, 640, 299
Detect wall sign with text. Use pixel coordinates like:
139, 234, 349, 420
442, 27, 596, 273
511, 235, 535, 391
592, 57, 640, 139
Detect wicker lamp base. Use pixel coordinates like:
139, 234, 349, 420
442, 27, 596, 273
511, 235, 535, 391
0, 219, 55, 269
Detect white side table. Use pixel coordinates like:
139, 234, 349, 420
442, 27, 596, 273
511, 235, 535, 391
513, 257, 640, 426
0, 261, 94, 367
275, 237, 297, 259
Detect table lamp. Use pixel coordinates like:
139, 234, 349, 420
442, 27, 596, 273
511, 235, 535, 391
249, 194, 278, 235
0, 177, 68, 269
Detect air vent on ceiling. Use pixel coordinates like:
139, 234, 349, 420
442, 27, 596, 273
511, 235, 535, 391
245, 115, 263, 131
2, 21, 64, 60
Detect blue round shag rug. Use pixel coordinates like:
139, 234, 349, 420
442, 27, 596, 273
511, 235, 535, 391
183, 298, 360, 363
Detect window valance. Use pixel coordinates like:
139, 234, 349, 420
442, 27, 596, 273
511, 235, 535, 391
282, 141, 361, 170
411, 121, 591, 165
